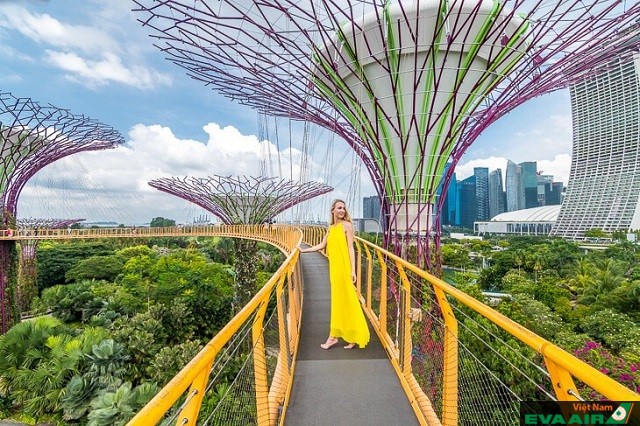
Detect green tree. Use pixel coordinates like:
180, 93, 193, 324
441, 244, 473, 269
580, 259, 626, 306
37, 241, 116, 291
563, 259, 595, 299
149, 217, 176, 227
110, 309, 165, 383
585, 228, 607, 238
497, 294, 567, 340
147, 340, 203, 386
579, 309, 640, 356
65, 254, 126, 283
203, 237, 233, 263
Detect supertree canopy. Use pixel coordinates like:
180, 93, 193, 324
16, 218, 85, 312
0, 91, 124, 333
148, 175, 333, 225
133, 0, 640, 269
149, 175, 332, 312
1, 91, 125, 225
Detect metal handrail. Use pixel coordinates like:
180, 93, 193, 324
127, 225, 304, 425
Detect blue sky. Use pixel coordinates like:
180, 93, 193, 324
0, 0, 573, 225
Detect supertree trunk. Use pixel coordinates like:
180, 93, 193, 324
232, 239, 259, 315
0, 240, 18, 333
17, 240, 37, 312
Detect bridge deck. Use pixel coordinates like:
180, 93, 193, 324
285, 250, 419, 426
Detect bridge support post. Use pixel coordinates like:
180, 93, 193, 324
433, 287, 459, 426
253, 298, 271, 425
362, 243, 373, 309
543, 352, 580, 400
377, 251, 388, 336
396, 263, 412, 375
268, 274, 291, 424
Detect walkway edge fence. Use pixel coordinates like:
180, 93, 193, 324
126, 224, 304, 426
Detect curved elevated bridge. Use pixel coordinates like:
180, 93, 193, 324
2, 225, 638, 425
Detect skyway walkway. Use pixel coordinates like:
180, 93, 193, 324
285, 249, 419, 425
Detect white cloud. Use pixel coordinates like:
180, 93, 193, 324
0, 3, 172, 90
454, 156, 508, 181
46, 50, 171, 90
537, 153, 572, 184
18, 122, 338, 224
0, 4, 118, 54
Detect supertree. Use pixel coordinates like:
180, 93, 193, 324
133, 0, 640, 271
149, 175, 333, 312
0, 91, 124, 333
15, 218, 85, 312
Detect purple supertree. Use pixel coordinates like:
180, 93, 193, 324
149, 174, 332, 312
0, 91, 124, 333
148, 175, 333, 225
133, 0, 640, 271
16, 218, 85, 312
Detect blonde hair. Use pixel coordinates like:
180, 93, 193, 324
329, 199, 352, 225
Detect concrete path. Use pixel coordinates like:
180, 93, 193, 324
284, 250, 419, 426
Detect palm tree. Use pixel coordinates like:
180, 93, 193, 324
564, 258, 596, 300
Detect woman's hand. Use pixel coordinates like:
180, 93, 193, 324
351, 272, 356, 283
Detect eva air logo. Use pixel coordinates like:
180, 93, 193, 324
607, 403, 633, 424
522, 402, 637, 425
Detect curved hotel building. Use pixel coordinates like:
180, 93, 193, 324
551, 47, 640, 240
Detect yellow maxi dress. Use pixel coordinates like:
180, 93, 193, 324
326, 222, 370, 348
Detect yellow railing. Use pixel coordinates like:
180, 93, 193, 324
0, 224, 296, 249
300, 226, 640, 425
127, 225, 304, 425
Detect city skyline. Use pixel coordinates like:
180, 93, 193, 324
1, 0, 573, 224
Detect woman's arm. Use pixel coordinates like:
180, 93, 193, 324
343, 222, 357, 282
299, 232, 328, 253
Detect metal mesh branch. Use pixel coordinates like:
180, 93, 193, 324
17, 218, 85, 230
133, 0, 640, 268
148, 175, 333, 224
0, 91, 125, 224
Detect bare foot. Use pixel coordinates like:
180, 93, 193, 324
320, 337, 339, 350
343, 343, 356, 349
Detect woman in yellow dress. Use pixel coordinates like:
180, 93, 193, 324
299, 199, 370, 349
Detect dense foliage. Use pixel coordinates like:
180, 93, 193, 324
1, 234, 284, 425
443, 235, 640, 400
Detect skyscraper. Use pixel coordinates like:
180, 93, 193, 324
537, 174, 554, 206
363, 195, 382, 222
552, 44, 640, 239
519, 161, 538, 209
548, 182, 564, 206
440, 163, 458, 226
489, 169, 506, 219
505, 160, 520, 212
459, 175, 477, 230
474, 167, 490, 222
